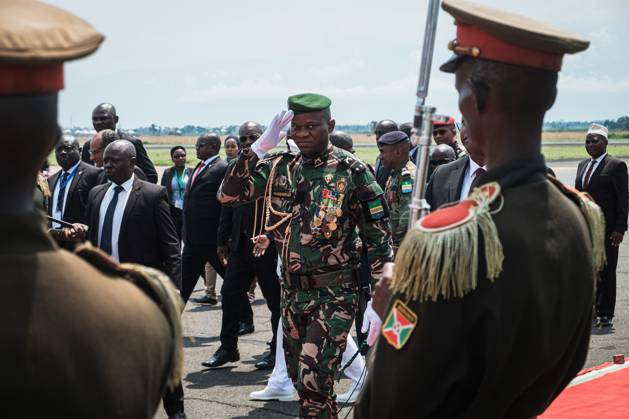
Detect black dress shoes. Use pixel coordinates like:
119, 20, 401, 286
238, 322, 255, 335
190, 295, 218, 305
255, 352, 276, 370
202, 348, 240, 368
168, 412, 187, 419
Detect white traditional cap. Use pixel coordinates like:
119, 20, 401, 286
587, 123, 608, 139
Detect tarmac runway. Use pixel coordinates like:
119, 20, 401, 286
152, 159, 628, 418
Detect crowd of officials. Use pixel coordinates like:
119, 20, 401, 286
5, 0, 627, 418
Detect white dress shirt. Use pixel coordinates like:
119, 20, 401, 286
97, 174, 135, 262
459, 157, 487, 200
51, 161, 80, 228
581, 152, 607, 187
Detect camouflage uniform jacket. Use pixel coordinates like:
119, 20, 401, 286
218, 144, 393, 283
385, 159, 415, 250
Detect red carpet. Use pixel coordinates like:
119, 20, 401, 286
541, 362, 629, 418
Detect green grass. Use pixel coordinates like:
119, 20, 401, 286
146, 145, 629, 167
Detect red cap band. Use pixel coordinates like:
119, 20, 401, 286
0, 64, 64, 95
455, 23, 563, 71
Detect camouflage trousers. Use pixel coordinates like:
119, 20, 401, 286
282, 284, 358, 419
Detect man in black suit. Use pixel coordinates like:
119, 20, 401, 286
48, 135, 100, 238
425, 119, 486, 210
202, 122, 281, 370
84, 139, 185, 419
575, 123, 628, 328
82, 102, 158, 183
181, 133, 229, 303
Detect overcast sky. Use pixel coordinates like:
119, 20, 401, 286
49, 0, 629, 128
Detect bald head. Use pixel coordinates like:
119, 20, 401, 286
54, 135, 81, 171
430, 144, 456, 166
92, 102, 119, 132
375, 119, 398, 140
103, 140, 136, 184
239, 121, 263, 148
196, 133, 221, 160
330, 131, 354, 153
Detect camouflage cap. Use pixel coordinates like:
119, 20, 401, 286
287, 93, 332, 115
0, 0, 104, 95
440, 0, 589, 73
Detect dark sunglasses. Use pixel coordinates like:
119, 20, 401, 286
239, 134, 260, 142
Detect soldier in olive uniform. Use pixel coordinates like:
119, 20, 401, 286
0, 2, 182, 418
377, 131, 416, 250
218, 93, 393, 418
358, 1, 599, 418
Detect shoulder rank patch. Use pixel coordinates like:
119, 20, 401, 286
391, 182, 504, 302
382, 299, 417, 350
401, 178, 413, 194
364, 196, 388, 221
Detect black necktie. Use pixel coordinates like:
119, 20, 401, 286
99, 185, 124, 255
56, 172, 70, 213
583, 159, 597, 189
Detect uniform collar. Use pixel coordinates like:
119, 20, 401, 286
476, 154, 547, 190
301, 144, 333, 167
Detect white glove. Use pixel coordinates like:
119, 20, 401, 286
361, 300, 383, 347
251, 110, 294, 159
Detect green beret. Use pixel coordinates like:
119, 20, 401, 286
287, 93, 331, 115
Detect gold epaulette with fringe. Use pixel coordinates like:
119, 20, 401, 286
547, 176, 606, 271
390, 182, 504, 302
74, 242, 184, 390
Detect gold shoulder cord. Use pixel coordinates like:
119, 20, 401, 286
251, 155, 295, 267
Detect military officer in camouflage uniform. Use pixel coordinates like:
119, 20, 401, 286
377, 131, 415, 251
218, 93, 393, 418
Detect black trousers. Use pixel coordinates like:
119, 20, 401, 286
219, 244, 280, 352
597, 235, 619, 318
170, 206, 183, 241
181, 243, 225, 303
163, 383, 184, 416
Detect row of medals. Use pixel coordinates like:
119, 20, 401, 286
313, 205, 343, 239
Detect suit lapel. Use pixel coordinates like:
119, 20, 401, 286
190, 158, 219, 191
64, 162, 85, 214
448, 157, 468, 201
91, 185, 108, 243
591, 154, 608, 179
120, 178, 141, 238
47, 171, 60, 216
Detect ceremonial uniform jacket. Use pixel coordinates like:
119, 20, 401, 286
357, 156, 595, 419
218, 144, 392, 282
384, 160, 415, 250
1, 213, 175, 418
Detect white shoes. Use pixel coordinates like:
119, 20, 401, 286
337, 382, 362, 404
249, 386, 296, 402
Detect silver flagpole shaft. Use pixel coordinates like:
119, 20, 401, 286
408, 0, 441, 229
